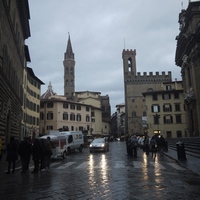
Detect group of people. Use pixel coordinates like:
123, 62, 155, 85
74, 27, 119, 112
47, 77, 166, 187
126, 133, 167, 159
5, 136, 53, 174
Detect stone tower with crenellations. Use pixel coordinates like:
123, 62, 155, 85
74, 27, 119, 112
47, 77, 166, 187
63, 34, 75, 100
122, 49, 172, 135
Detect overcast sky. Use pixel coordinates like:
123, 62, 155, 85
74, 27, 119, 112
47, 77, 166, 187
26, 0, 190, 114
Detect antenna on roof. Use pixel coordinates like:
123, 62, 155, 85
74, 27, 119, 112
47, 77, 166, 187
124, 38, 126, 50
181, 2, 183, 9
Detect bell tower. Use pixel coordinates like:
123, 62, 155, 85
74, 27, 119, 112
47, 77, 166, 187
63, 34, 75, 99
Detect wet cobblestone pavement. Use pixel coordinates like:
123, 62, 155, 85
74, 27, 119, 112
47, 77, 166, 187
0, 142, 200, 200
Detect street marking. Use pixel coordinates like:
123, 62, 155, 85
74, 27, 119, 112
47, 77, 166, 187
167, 163, 186, 171
133, 161, 143, 168
114, 161, 125, 168
75, 162, 88, 169
150, 162, 166, 169
50, 162, 60, 167
56, 162, 75, 169
5, 161, 187, 172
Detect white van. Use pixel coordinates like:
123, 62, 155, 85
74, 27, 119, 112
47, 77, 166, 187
56, 131, 84, 155
40, 134, 67, 158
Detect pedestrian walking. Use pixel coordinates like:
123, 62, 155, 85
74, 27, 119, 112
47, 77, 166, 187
144, 133, 150, 155
156, 135, 166, 157
131, 135, 138, 158
150, 136, 157, 159
41, 137, 52, 171
126, 134, 132, 156
18, 137, 32, 174
31, 138, 42, 173
5, 136, 18, 174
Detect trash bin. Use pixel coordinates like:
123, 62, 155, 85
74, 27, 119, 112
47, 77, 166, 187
176, 141, 186, 160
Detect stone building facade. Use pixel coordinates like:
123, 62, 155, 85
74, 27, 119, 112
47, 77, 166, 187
0, 0, 30, 148
40, 85, 110, 135
122, 49, 172, 135
175, 1, 200, 136
142, 81, 187, 138
21, 67, 44, 139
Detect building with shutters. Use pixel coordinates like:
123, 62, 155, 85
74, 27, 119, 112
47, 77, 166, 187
142, 80, 187, 138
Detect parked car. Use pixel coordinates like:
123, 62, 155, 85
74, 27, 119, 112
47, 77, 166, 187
89, 138, 109, 153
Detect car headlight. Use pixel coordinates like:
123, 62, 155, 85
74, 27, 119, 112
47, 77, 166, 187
90, 144, 93, 147
101, 144, 105, 147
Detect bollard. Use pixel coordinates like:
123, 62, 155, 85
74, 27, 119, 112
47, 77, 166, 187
176, 141, 187, 160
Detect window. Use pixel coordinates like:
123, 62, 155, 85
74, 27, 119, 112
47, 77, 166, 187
77, 105, 81, 110
86, 115, 90, 122
164, 116, 173, 124
154, 114, 160, 124
176, 131, 182, 138
132, 99, 135, 103
76, 114, 81, 121
152, 94, 157, 100
40, 112, 44, 120
176, 115, 182, 123
70, 104, 75, 110
143, 111, 146, 116
40, 102, 44, 108
175, 104, 181, 111
163, 104, 172, 112
132, 111, 136, 117
70, 113, 75, 121
166, 85, 171, 91
63, 103, 68, 109
162, 93, 171, 100
91, 112, 95, 117
86, 107, 90, 112
47, 112, 53, 120
46, 126, 53, 130
68, 135, 73, 143
63, 112, 68, 120
174, 92, 179, 99
47, 102, 53, 108
66, 67, 69, 74
151, 105, 160, 113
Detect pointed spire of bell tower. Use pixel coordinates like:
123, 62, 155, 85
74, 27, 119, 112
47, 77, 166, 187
65, 33, 74, 60
63, 33, 75, 99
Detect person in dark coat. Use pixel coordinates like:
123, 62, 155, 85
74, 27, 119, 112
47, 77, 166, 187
150, 136, 157, 159
6, 136, 18, 174
156, 135, 166, 157
31, 138, 42, 173
131, 135, 138, 158
18, 137, 32, 174
126, 134, 133, 156
41, 137, 52, 171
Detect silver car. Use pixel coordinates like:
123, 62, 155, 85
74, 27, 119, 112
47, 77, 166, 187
89, 138, 109, 153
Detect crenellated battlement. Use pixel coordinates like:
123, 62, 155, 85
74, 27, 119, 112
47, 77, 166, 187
125, 71, 172, 83
122, 49, 136, 56
136, 71, 171, 78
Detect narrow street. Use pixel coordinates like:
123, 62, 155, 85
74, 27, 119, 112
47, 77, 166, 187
1, 141, 200, 200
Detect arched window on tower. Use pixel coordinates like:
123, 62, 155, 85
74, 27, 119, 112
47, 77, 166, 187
70, 67, 73, 75
128, 58, 132, 72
